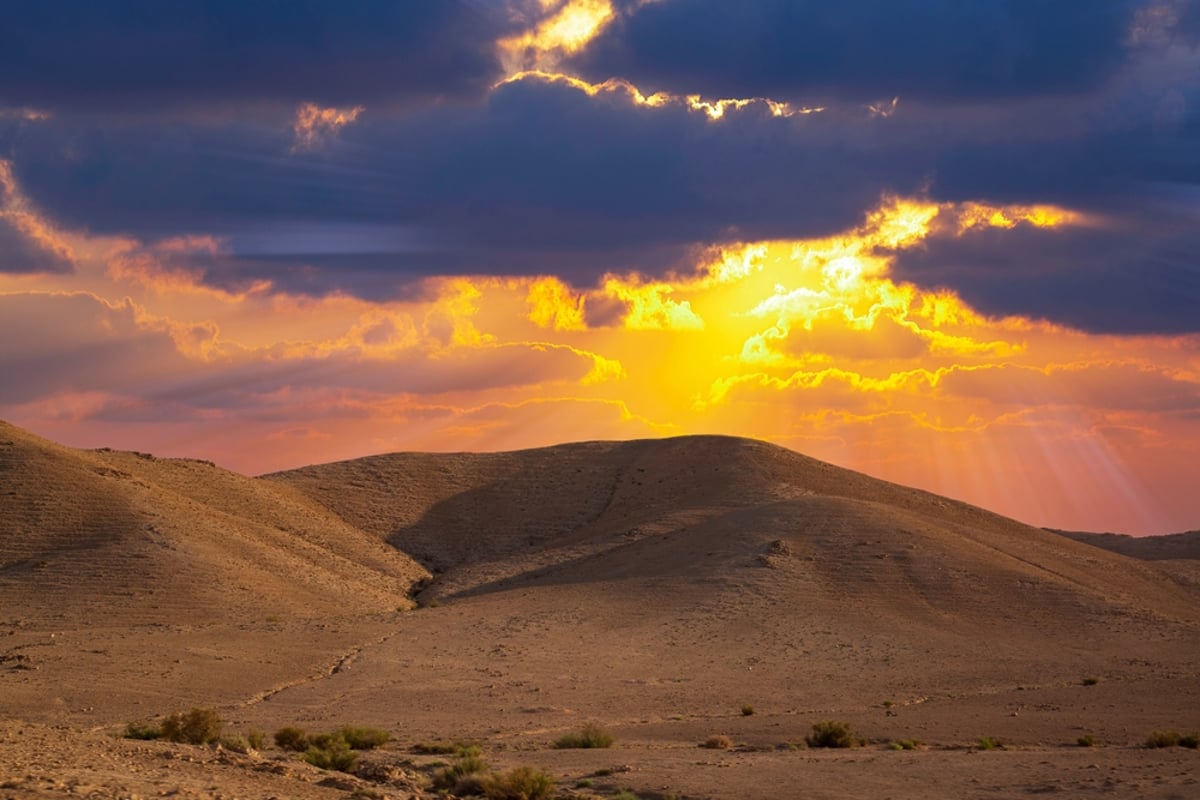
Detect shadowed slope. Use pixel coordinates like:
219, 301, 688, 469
0, 420, 427, 627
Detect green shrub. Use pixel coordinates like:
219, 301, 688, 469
888, 738, 919, 750
1081, 676, 1099, 686
274, 726, 310, 751
219, 734, 251, 754
702, 734, 732, 750
1180, 733, 1199, 749
740, 704, 755, 717
123, 722, 162, 741
977, 737, 1003, 751
1147, 730, 1181, 748
481, 765, 556, 800
413, 739, 475, 755
338, 725, 391, 750
806, 720, 855, 749
246, 729, 267, 750
553, 723, 614, 749
1077, 734, 1096, 747
431, 752, 489, 792
612, 792, 640, 800
161, 708, 223, 745
301, 738, 358, 772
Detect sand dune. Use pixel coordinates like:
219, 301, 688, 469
2, 422, 1199, 799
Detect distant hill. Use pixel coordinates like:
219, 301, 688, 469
1049, 529, 1200, 561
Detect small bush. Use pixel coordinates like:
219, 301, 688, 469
431, 752, 489, 792
1180, 733, 1199, 749
413, 739, 475, 755
123, 722, 162, 741
702, 734, 732, 750
1146, 730, 1181, 748
881, 700, 895, 708
888, 738, 919, 750
219, 734, 251, 754
246, 729, 267, 750
740, 704, 755, 717
613, 792, 640, 800
161, 707, 223, 745
806, 720, 855, 749
301, 738, 358, 772
1081, 676, 1100, 686
553, 723, 614, 749
481, 765, 556, 800
275, 726, 310, 752
1077, 734, 1096, 747
338, 725, 391, 750
977, 737, 1003, 751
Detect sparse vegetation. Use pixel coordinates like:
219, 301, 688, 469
977, 737, 1004, 751
413, 739, 476, 755
740, 704, 755, 716
1144, 730, 1199, 749
274, 726, 310, 751
219, 733, 251, 754
1077, 734, 1096, 747
612, 791, 640, 800
806, 720, 855, 749
337, 725, 390, 750
481, 765, 556, 800
246, 729, 267, 750
702, 734, 733, 750
431, 750, 489, 794
1081, 676, 1100, 686
553, 722, 614, 749
887, 738, 920, 750
301, 736, 358, 772
881, 700, 895, 708
161, 707, 223, 745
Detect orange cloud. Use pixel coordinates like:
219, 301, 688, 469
291, 102, 364, 152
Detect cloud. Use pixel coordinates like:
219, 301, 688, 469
890, 208, 1200, 334
570, 0, 1143, 104
0, 0, 511, 113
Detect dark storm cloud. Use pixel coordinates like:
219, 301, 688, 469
0, 0, 511, 112
889, 206, 1200, 334
7, 78, 930, 291
570, 0, 1142, 104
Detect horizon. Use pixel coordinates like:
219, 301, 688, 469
2, 1, 1198, 536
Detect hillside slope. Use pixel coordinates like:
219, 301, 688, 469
0, 420, 427, 627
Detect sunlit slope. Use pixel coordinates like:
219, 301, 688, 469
0, 420, 427, 625
269, 435, 1200, 625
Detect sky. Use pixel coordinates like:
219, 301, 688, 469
1, 0, 1198, 535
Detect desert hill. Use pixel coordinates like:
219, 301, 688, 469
2, 422, 1199, 799
0, 419, 427, 627
1051, 528, 1200, 561
268, 435, 1199, 622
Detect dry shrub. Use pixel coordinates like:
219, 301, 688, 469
161, 707, 223, 745
702, 734, 732, 750
553, 723, 614, 749
481, 766, 556, 800
806, 720, 855, 749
